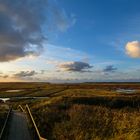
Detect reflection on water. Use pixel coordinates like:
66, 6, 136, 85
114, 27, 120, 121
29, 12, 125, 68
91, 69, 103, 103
0, 97, 49, 102
116, 89, 136, 94
6, 90, 23, 92
0, 98, 10, 102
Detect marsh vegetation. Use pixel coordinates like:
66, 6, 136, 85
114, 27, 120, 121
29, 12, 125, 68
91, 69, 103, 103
0, 83, 140, 140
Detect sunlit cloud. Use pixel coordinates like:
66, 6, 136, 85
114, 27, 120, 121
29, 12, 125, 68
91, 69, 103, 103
125, 41, 140, 58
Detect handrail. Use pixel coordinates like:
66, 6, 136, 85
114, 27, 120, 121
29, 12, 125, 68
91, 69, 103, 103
25, 104, 46, 140
18, 105, 25, 113
0, 106, 12, 140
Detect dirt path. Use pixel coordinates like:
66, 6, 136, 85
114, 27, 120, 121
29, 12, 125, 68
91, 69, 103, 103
6, 111, 32, 140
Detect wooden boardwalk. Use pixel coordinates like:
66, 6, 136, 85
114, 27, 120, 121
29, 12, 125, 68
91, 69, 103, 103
5, 111, 32, 140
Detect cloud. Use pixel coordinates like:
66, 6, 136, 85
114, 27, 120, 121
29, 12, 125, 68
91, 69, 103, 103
103, 65, 117, 73
49, 7, 76, 32
0, 74, 9, 78
58, 61, 93, 72
0, 0, 75, 62
125, 41, 140, 58
40, 70, 46, 74
44, 44, 90, 65
14, 70, 37, 78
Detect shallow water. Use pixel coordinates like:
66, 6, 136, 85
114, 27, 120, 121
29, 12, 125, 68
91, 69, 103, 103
116, 89, 136, 94
0, 98, 10, 102
6, 90, 23, 93
0, 97, 49, 102
10, 96, 49, 99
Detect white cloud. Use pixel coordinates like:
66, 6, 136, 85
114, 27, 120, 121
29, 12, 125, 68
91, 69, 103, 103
43, 44, 90, 61
125, 41, 140, 58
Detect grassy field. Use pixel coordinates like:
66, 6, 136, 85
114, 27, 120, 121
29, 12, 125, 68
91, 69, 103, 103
0, 82, 140, 140
28, 96, 139, 140
0, 82, 67, 98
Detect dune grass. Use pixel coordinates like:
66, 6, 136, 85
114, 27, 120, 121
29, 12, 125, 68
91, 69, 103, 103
29, 95, 140, 140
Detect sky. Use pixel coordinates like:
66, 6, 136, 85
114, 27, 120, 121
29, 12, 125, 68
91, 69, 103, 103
0, 0, 140, 82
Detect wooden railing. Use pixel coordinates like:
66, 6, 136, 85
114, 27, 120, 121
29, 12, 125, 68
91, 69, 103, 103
20, 104, 46, 140
0, 105, 46, 140
0, 106, 12, 140
18, 105, 25, 113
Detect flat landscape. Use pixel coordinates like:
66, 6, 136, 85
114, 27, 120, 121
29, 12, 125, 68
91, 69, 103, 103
1, 0, 140, 140
0, 82, 140, 140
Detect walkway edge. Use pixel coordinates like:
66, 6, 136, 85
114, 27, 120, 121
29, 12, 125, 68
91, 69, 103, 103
0, 107, 12, 140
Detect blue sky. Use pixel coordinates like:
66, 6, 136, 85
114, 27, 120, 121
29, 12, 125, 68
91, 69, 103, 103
0, 0, 140, 82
